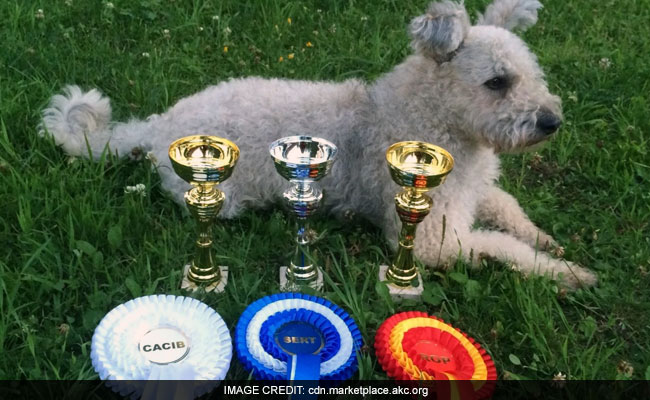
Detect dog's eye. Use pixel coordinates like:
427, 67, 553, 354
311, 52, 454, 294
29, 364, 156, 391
484, 77, 508, 91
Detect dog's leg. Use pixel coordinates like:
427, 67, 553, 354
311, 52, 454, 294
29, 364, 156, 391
464, 230, 597, 288
411, 212, 596, 288
477, 185, 557, 250
412, 212, 472, 270
156, 163, 191, 206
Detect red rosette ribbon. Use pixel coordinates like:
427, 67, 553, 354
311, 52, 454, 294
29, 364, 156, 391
374, 312, 497, 399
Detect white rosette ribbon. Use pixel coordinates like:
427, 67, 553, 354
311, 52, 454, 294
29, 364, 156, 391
91, 295, 232, 399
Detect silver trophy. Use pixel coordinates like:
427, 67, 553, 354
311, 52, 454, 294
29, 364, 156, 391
269, 136, 337, 290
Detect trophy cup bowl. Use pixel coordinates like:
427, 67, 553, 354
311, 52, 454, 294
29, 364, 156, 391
269, 136, 337, 183
169, 136, 239, 184
386, 141, 454, 191
380, 141, 454, 301
168, 135, 239, 293
269, 136, 338, 290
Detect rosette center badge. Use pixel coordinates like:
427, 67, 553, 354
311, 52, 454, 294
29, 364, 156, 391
275, 322, 325, 380
139, 327, 191, 365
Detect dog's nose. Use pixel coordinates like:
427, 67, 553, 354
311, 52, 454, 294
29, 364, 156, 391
536, 111, 562, 135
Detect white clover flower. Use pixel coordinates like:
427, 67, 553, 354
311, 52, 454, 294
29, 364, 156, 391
124, 183, 147, 197
360, 16, 368, 21
198, 26, 204, 32
552, 246, 565, 258
551, 372, 567, 388
163, 29, 170, 39
531, 152, 542, 164
35, 9, 44, 19
567, 91, 578, 102
212, 15, 220, 21
145, 151, 158, 166
105, 2, 114, 9
599, 57, 611, 69
141, 52, 150, 58
58, 323, 70, 335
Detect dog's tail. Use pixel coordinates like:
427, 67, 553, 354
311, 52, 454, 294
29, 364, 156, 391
39, 85, 149, 159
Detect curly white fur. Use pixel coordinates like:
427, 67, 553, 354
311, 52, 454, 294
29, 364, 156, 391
39, 85, 111, 156
477, 0, 542, 31
40, 0, 596, 288
409, 1, 470, 62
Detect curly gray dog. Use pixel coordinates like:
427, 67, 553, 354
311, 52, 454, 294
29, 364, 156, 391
40, 0, 597, 288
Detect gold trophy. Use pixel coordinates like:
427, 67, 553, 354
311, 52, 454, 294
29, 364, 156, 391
168, 135, 239, 293
379, 141, 454, 300
269, 136, 337, 291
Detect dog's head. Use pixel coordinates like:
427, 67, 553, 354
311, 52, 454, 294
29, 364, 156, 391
410, 0, 562, 152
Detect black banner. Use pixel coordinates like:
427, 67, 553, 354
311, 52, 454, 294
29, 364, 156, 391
1, 380, 649, 400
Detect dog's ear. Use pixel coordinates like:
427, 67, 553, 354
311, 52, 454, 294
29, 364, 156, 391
409, 1, 470, 63
477, 0, 542, 32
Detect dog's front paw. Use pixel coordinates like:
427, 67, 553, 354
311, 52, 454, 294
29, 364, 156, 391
559, 263, 598, 289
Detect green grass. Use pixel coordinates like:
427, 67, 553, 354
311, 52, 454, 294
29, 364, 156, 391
1, 0, 649, 381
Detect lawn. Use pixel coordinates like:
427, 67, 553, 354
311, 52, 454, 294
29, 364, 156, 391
0, 0, 648, 382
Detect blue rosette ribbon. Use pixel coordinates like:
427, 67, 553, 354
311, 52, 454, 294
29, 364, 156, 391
91, 295, 232, 400
235, 293, 362, 385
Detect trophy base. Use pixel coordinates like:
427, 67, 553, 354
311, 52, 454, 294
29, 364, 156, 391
279, 267, 323, 291
378, 265, 423, 301
181, 265, 229, 293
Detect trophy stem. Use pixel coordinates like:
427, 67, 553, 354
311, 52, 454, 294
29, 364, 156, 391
185, 184, 225, 285
386, 189, 433, 287
284, 181, 322, 287
288, 217, 317, 285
